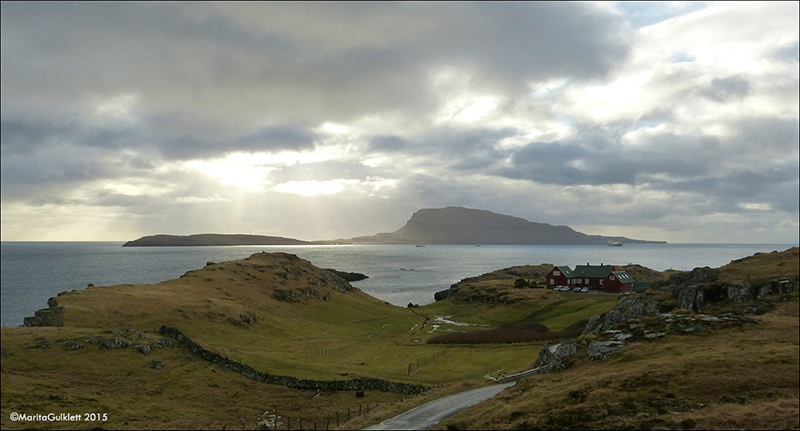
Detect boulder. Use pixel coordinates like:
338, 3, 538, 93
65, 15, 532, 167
726, 283, 757, 302
64, 340, 84, 351
534, 340, 579, 370
99, 338, 133, 350
582, 314, 602, 336
587, 340, 625, 360
674, 284, 704, 312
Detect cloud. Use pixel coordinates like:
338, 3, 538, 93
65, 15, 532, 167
1, 2, 797, 243
1, 2, 630, 127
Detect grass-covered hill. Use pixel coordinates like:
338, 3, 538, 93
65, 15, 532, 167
2, 248, 796, 430
434, 247, 800, 430
2, 251, 617, 430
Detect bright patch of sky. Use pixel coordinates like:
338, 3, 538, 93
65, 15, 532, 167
616, 1, 711, 28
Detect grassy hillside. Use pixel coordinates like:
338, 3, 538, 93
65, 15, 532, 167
3, 248, 795, 429
435, 248, 800, 430
2, 252, 614, 429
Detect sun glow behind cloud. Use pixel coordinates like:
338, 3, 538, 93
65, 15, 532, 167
187, 157, 277, 191
1, 2, 797, 243
273, 179, 355, 196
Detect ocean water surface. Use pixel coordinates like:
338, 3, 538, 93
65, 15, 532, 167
1, 242, 796, 326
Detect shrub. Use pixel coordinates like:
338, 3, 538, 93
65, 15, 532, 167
427, 322, 583, 344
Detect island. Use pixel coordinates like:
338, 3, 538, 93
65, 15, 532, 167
123, 233, 312, 247
124, 207, 667, 246
346, 207, 666, 245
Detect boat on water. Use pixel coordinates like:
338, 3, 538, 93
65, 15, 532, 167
607, 241, 623, 247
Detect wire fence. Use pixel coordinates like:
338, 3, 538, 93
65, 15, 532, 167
408, 350, 449, 375
258, 401, 378, 430
308, 341, 370, 357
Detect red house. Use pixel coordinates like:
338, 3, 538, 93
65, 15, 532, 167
546, 263, 635, 293
571, 264, 613, 289
603, 271, 635, 292
546, 266, 575, 288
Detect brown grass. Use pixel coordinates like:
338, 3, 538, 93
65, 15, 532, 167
718, 247, 799, 284
427, 321, 584, 345
434, 294, 800, 430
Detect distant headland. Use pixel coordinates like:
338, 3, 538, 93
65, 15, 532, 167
122, 233, 312, 247
123, 207, 667, 246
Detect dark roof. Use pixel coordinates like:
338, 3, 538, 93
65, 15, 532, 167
611, 271, 635, 283
554, 266, 576, 277
573, 265, 613, 279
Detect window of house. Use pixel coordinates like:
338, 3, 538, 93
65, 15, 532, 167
584, 278, 589, 284
554, 270, 560, 276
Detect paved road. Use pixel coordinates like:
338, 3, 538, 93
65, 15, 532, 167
363, 381, 516, 430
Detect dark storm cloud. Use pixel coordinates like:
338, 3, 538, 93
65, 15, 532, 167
496, 119, 798, 219
729, 116, 799, 153
368, 127, 518, 172
650, 161, 799, 210
154, 123, 319, 160
1, 2, 631, 126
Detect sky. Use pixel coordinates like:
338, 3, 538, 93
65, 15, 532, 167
1, 2, 798, 243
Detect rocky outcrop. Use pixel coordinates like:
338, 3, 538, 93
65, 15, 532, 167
328, 270, 369, 282
534, 340, 579, 372
582, 294, 661, 335
23, 297, 65, 327
658, 266, 799, 313
63, 340, 83, 351
586, 340, 625, 361
538, 268, 797, 367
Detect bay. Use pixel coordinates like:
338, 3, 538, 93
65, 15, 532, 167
1, 242, 796, 327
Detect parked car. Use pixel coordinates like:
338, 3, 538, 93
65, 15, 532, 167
581, 287, 589, 293
573, 287, 582, 292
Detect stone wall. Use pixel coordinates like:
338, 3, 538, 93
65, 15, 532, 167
158, 326, 429, 395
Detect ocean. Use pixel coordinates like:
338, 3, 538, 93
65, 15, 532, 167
1, 242, 796, 327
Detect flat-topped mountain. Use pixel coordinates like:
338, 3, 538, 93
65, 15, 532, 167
123, 233, 311, 247
349, 207, 665, 245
